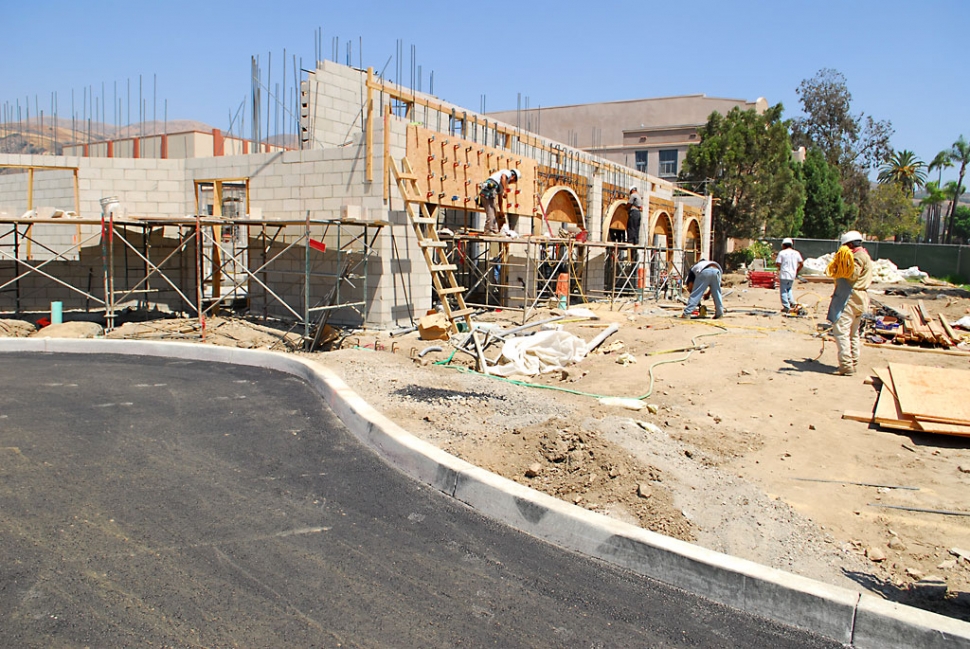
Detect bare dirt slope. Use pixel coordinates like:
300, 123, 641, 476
313, 278, 970, 621
5, 277, 970, 620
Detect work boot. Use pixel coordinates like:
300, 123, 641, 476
834, 366, 856, 376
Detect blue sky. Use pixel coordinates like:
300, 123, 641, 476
4, 0, 967, 183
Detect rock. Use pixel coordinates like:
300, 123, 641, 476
808, 424, 816, 430
0, 319, 37, 337
635, 420, 664, 435
525, 463, 542, 478
560, 368, 587, 382
888, 537, 907, 551
646, 404, 659, 415
958, 465, 970, 474
937, 559, 957, 570
866, 547, 886, 562
30, 321, 103, 339
637, 484, 652, 499
905, 567, 923, 580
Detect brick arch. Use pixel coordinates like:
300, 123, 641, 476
539, 186, 584, 226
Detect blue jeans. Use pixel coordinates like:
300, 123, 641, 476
683, 267, 723, 317
779, 278, 794, 309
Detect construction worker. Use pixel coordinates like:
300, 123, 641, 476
827, 230, 873, 376
627, 186, 642, 246
776, 237, 803, 313
480, 168, 519, 235
682, 259, 724, 319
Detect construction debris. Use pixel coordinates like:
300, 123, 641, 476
875, 300, 965, 348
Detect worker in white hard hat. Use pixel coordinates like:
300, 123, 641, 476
479, 168, 519, 235
627, 186, 643, 247
827, 230, 873, 376
775, 237, 803, 313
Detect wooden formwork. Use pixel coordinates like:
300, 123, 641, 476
404, 124, 538, 217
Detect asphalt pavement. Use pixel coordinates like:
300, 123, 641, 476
0, 352, 842, 648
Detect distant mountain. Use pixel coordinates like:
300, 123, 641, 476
0, 118, 215, 155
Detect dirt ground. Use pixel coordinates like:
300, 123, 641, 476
7, 275, 970, 621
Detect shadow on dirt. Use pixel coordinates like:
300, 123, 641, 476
780, 358, 838, 374
843, 569, 970, 623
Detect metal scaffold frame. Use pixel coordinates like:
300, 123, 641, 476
444, 233, 687, 322
0, 215, 384, 348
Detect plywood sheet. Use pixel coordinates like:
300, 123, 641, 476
872, 367, 894, 396
404, 124, 537, 217
890, 363, 970, 424
873, 387, 919, 430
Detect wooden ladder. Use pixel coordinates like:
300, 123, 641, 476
391, 157, 474, 335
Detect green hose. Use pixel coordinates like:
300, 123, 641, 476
440, 325, 727, 402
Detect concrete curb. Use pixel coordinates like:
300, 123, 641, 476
3, 338, 969, 648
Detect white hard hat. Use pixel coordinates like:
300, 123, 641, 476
782, 237, 793, 247
630, 186, 638, 192
839, 230, 863, 246
510, 168, 521, 181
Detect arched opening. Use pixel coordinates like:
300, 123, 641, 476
604, 200, 628, 243
684, 218, 701, 267
539, 186, 584, 232
650, 211, 674, 260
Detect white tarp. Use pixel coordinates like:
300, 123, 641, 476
489, 330, 589, 377
803, 253, 928, 283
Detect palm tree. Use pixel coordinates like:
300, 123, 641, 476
920, 181, 947, 242
945, 136, 970, 243
929, 149, 953, 185
877, 149, 927, 196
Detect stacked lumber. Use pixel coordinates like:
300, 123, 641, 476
891, 301, 962, 348
843, 363, 970, 437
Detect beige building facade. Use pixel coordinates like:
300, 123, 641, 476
489, 95, 768, 181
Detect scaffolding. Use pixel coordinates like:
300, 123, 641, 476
0, 215, 384, 349
443, 233, 686, 323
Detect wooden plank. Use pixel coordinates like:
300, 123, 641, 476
917, 300, 932, 324
890, 362, 970, 424
864, 342, 970, 357
842, 410, 875, 423
926, 321, 949, 346
940, 315, 960, 343
915, 418, 970, 437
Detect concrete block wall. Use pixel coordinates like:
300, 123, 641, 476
0, 167, 77, 218
0, 154, 191, 219
304, 60, 368, 149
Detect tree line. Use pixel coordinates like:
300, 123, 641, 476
679, 68, 969, 255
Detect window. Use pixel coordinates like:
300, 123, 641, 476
659, 149, 678, 177
635, 150, 648, 173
